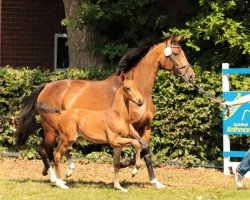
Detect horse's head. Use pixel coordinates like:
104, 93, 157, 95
158, 34, 195, 82
120, 71, 144, 107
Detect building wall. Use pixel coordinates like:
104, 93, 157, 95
0, 0, 65, 68
0, 0, 2, 62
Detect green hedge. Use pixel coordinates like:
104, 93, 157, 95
0, 66, 249, 164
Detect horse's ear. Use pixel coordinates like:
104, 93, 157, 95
130, 70, 135, 80
120, 72, 125, 82
171, 33, 177, 44
175, 35, 183, 43
171, 33, 182, 44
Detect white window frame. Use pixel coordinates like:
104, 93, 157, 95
54, 33, 68, 70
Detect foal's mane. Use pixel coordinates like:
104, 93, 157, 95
118, 36, 171, 74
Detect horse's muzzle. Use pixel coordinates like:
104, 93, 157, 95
136, 99, 144, 107
189, 74, 195, 83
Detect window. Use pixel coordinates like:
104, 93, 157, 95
54, 33, 69, 70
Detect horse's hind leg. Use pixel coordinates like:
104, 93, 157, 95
52, 135, 74, 189
37, 141, 63, 185
40, 122, 76, 178
39, 122, 58, 175
37, 145, 52, 176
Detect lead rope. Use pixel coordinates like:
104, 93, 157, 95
163, 45, 230, 116
181, 75, 230, 117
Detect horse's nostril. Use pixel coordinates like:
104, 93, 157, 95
189, 75, 194, 82
137, 99, 144, 107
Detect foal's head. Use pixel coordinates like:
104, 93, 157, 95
120, 72, 144, 107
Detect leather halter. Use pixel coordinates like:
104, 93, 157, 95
163, 44, 191, 80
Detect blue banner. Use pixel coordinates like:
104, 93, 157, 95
222, 68, 250, 75
223, 91, 250, 135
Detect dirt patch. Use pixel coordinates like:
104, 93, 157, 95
0, 157, 247, 190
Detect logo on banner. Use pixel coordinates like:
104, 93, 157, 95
223, 92, 250, 134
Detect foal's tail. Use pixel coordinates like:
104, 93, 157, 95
36, 102, 62, 114
16, 84, 46, 147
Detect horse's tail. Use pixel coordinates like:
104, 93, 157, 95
36, 102, 62, 114
16, 84, 46, 147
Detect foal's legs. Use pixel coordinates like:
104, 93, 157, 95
120, 124, 165, 189
119, 124, 148, 176
51, 142, 71, 189
112, 136, 142, 192
113, 147, 126, 192
128, 124, 148, 153
46, 119, 77, 189
52, 133, 75, 189
66, 154, 76, 178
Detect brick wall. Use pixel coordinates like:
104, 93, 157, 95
0, 0, 66, 69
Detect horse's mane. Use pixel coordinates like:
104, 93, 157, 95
118, 36, 171, 74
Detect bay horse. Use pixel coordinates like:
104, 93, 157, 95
16, 34, 195, 189
37, 72, 144, 191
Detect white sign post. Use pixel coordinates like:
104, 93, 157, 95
222, 63, 250, 177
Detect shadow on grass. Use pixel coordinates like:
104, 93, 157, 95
8, 178, 151, 189
67, 179, 151, 189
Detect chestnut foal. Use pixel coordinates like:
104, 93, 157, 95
37, 73, 145, 192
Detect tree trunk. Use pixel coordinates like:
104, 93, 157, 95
63, 0, 105, 68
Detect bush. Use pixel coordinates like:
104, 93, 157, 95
152, 68, 223, 165
171, 0, 250, 70
0, 66, 248, 164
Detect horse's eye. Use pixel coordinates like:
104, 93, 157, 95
125, 87, 131, 92
173, 53, 179, 56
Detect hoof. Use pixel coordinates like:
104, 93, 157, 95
150, 178, 166, 189
156, 183, 166, 189
131, 168, 138, 177
66, 169, 74, 178
114, 184, 128, 192
58, 184, 69, 190
42, 168, 48, 176
117, 187, 128, 192
55, 179, 69, 189
57, 179, 66, 185
120, 188, 128, 192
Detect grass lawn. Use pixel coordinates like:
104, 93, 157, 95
0, 157, 250, 200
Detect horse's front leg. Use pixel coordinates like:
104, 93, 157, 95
142, 124, 165, 189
